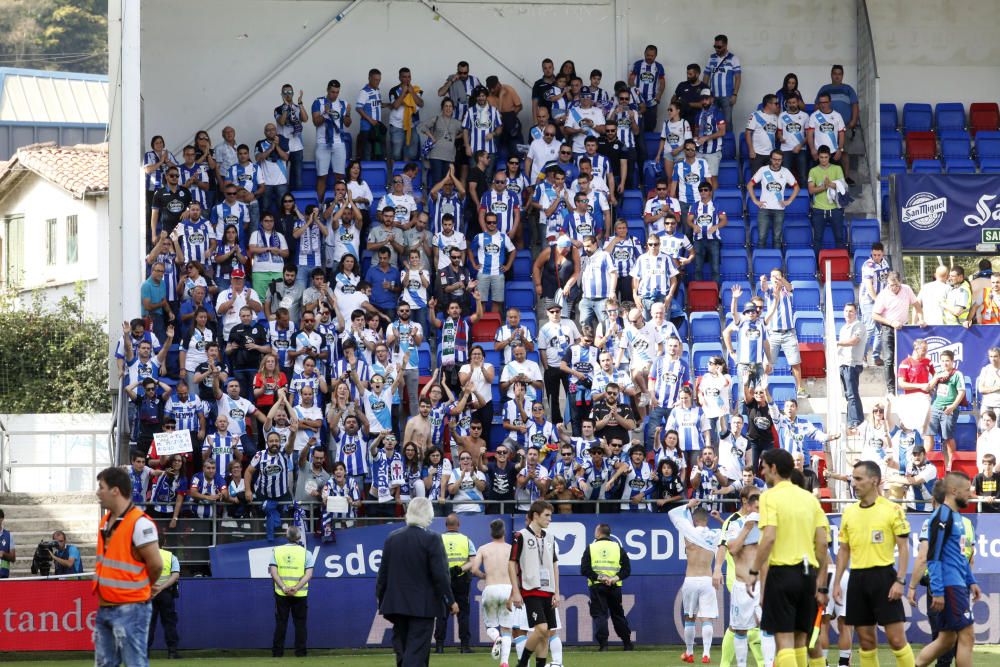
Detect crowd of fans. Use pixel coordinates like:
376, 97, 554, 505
120, 37, 1000, 549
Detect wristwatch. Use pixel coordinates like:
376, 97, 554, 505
817, 587, 829, 594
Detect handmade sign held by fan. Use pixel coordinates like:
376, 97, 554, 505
150, 429, 193, 457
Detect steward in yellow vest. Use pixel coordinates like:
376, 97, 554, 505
580, 523, 634, 651
268, 526, 314, 657
435, 513, 476, 654
149, 542, 181, 658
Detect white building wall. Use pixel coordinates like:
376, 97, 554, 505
0, 175, 108, 319
870, 0, 1000, 108
141, 0, 856, 157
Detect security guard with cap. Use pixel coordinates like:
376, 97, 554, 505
581, 522, 634, 651
148, 534, 181, 659
435, 513, 476, 653
269, 525, 314, 658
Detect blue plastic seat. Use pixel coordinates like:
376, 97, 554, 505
880, 104, 898, 131
721, 281, 751, 310
829, 281, 856, 310
902, 103, 934, 134
714, 189, 744, 218
720, 249, 749, 282
771, 353, 791, 376
418, 343, 432, 376
880, 133, 904, 160
722, 133, 737, 161
720, 218, 747, 248
976, 131, 1000, 162
768, 377, 798, 406
935, 103, 966, 133
980, 157, 1000, 174
505, 283, 535, 310
911, 159, 942, 174
691, 342, 724, 375
785, 249, 817, 281
880, 158, 907, 177
850, 222, 881, 254
791, 280, 821, 311
512, 254, 532, 278
782, 222, 813, 250
794, 312, 825, 342
751, 249, 783, 279
689, 312, 722, 343
717, 161, 740, 189
620, 190, 644, 218
361, 161, 388, 193
941, 133, 971, 159
945, 158, 977, 174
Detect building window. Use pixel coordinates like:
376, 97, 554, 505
66, 215, 78, 264
46, 218, 57, 265
2, 215, 24, 287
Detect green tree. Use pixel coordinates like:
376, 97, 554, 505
0, 0, 107, 74
0, 283, 111, 413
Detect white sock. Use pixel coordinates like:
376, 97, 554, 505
684, 621, 696, 654
548, 634, 563, 664
840, 649, 852, 665
761, 631, 776, 667
500, 632, 512, 664
514, 634, 527, 660
702, 622, 714, 657
487, 626, 500, 642
735, 633, 749, 667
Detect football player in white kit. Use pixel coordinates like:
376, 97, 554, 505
670, 499, 722, 664
715, 485, 764, 667
472, 519, 521, 667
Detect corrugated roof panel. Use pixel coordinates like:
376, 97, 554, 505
0, 70, 108, 124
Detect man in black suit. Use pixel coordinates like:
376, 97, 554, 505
376, 496, 458, 667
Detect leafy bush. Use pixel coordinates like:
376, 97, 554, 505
0, 283, 110, 413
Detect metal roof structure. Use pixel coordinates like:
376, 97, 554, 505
0, 68, 108, 160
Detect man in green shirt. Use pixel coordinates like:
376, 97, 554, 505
807, 145, 845, 247
929, 350, 966, 471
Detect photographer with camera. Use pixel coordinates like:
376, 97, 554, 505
51, 530, 83, 577
0, 508, 14, 578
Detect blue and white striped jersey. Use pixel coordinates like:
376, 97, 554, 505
606, 236, 642, 276
612, 108, 640, 149
502, 398, 532, 448
463, 104, 502, 154
355, 85, 383, 130
431, 191, 465, 234
125, 356, 161, 387
151, 473, 188, 514
294, 217, 323, 267
174, 218, 215, 265
704, 51, 741, 98
643, 196, 682, 237
736, 320, 768, 364
251, 448, 292, 499
649, 356, 690, 408
179, 162, 210, 207
661, 231, 693, 265
268, 322, 296, 369
591, 368, 633, 404
630, 252, 678, 298
211, 201, 250, 244
471, 231, 515, 276
203, 432, 241, 475
621, 461, 653, 511
370, 450, 404, 502
673, 158, 711, 204
631, 60, 665, 104
665, 405, 709, 452
764, 285, 795, 332
164, 395, 205, 434
323, 476, 361, 518
479, 189, 520, 236
562, 210, 600, 243
691, 200, 722, 241
190, 472, 225, 518
334, 430, 370, 477
312, 97, 349, 146
696, 107, 726, 155
580, 249, 616, 299
582, 153, 612, 184
144, 150, 178, 191
227, 162, 260, 194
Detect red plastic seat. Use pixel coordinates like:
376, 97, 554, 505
817, 249, 851, 282
472, 312, 501, 342
970, 102, 1000, 136
905, 131, 937, 164
798, 342, 826, 378
687, 281, 720, 312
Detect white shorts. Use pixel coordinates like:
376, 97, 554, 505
315, 142, 347, 176
482, 584, 514, 628
729, 581, 761, 631
681, 575, 719, 619
700, 151, 722, 177
825, 570, 850, 618
511, 601, 560, 630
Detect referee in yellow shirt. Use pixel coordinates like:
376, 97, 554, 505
748, 449, 830, 667
833, 460, 915, 667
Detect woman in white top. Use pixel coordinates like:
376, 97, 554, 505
655, 102, 692, 184
345, 160, 373, 224
447, 451, 487, 514
977, 409, 1000, 464
459, 344, 495, 434
333, 253, 362, 315
179, 307, 214, 394
697, 356, 733, 446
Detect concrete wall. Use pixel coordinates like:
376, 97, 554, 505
869, 0, 1000, 108
0, 175, 109, 319
141, 0, 856, 157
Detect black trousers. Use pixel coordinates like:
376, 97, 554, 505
544, 366, 568, 424
148, 591, 179, 650
273, 593, 308, 656
391, 615, 435, 667
435, 576, 470, 645
589, 584, 632, 648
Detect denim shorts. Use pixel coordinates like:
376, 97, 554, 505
929, 406, 958, 439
